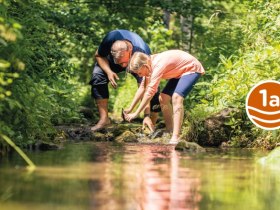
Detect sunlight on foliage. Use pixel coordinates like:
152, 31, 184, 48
1, 0, 279, 151
112, 73, 138, 115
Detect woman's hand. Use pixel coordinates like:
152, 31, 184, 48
124, 112, 138, 122
121, 108, 132, 121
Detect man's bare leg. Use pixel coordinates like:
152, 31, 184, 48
91, 99, 111, 131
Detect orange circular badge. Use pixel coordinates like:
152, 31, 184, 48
246, 80, 280, 130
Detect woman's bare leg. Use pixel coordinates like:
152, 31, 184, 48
169, 93, 184, 144
159, 93, 173, 132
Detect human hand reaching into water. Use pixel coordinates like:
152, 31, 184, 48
142, 116, 155, 132
121, 108, 132, 121
124, 112, 138, 122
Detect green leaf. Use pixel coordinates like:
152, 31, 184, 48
0, 59, 10, 69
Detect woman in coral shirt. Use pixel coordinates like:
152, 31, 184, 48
124, 50, 205, 144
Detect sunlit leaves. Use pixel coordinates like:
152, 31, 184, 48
0, 0, 279, 147
139, 21, 176, 53
0, 6, 24, 104
0, 59, 10, 69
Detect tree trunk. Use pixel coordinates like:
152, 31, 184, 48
180, 14, 194, 53
163, 10, 170, 29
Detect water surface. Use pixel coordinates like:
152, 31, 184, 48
0, 142, 279, 210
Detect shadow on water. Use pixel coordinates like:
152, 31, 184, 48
0, 142, 279, 210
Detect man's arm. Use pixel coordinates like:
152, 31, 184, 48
95, 50, 119, 88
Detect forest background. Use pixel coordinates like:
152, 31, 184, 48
0, 0, 279, 151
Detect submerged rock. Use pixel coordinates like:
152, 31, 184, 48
34, 141, 62, 151
137, 129, 171, 144
152, 132, 172, 144
175, 141, 206, 152
258, 147, 280, 170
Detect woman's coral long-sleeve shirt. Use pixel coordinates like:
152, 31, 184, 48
141, 50, 205, 97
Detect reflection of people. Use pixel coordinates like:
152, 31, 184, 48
124, 50, 205, 144
89, 29, 160, 132
87, 144, 201, 210
136, 146, 202, 210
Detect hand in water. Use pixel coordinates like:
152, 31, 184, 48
121, 108, 132, 121
142, 116, 155, 132
124, 112, 138, 122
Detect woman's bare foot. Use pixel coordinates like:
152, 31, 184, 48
90, 119, 111, 132
168, 136, 180, 145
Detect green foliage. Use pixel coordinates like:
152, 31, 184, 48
0, 0, 87, 146
112, 73, 138, 114
208, 0, 280, 110
0, 3, 23, 100
1, 0, 279, 150
193, 0, 247, 68
139, 20, 176, 53
0, 1, 24, 147
187, 0, 280, 145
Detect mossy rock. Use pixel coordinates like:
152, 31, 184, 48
151, 131, 171, 144
57, 126, 94, 141
136, 129, 171, 144
189, 108, 241, 146
107, 123, 141, 137
90, 132, 107, 141
175, 141, 206, 152
115, 130, 138, 143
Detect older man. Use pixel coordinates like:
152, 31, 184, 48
89, 29, 160, 132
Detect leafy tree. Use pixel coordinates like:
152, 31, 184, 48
0, 0, 24, 142
1, 0, 279, 150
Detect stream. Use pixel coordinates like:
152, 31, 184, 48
0, 142, 279, 210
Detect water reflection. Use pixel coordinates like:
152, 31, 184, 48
0, 142, 279, 210
84, 144, 201, 210
134, 146, 201, 210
